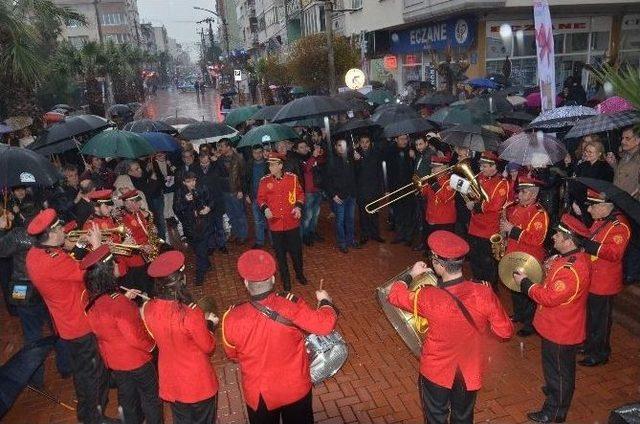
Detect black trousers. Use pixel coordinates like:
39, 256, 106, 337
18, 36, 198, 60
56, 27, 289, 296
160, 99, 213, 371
416, 196, 427, 243
171, 395, 217, 424
247, 391, 313, 424
67, 333, 110, 424
454, 196, 470, 239
271, 228, 304, 291
418, 372, 477, 424
358, 200, 380, 239
584, 293, 614, 362
468, 235, 498, 288
511, 291, 536, 330
111, 361, 162, 424
540, 338, 578, 421
391, 196, 415, 242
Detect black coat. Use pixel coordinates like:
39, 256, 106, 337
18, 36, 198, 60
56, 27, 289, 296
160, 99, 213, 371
355, 148, 384, 201
173, 184, 215, 242
193, 164, 224, 216
573, 160, 614, 181
0, 226, 34, 282
385, 145, 414, 190
327, 155, 357, 199
130, 165, 163, 200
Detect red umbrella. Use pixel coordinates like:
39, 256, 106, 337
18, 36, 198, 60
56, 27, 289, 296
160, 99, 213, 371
596, 96, 634, 114
524, 92, 563, 108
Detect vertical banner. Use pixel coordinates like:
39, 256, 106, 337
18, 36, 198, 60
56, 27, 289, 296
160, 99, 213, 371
533, 0, 556, 111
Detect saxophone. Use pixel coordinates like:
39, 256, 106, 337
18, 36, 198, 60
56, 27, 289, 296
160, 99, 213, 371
144, 209, 162, 262
490, 201, 516, 261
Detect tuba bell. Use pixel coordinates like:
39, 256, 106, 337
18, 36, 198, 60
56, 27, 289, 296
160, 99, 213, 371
376, 267, 438, 357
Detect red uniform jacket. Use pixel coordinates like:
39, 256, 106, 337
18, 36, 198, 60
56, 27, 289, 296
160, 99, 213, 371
142, 299, 218, 403
84, 216, 130, 274
388, 277, 514, 390
523, 251, 591, 345
83, 292, 155, 371
222, 292, 337, 411
120, 210, 150, 267
257, 172, 304, 232
26, 247, 91, 340
584, 213, 631, 295
421, 174, 456, 225
505, 203, 549, 263
469, 175, 509, 239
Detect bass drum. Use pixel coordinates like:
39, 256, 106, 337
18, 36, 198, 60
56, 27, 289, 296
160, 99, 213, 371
376, 268, 438, 357
306, 331, 348, 384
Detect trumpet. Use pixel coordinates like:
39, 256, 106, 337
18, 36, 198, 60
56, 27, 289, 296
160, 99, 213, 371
66, 224, 128, 242
366, 158, 487, 214
109, 243, 146, 256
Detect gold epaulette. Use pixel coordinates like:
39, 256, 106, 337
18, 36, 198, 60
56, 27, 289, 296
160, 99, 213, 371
188, 302, 197, 309
276, 292, 299, 302
110, 293, 120, 299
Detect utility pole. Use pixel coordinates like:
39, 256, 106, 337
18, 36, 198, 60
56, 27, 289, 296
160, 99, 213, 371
324, 0, 336, 95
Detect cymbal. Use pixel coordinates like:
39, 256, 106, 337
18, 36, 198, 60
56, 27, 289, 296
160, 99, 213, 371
498, 252, 544, 292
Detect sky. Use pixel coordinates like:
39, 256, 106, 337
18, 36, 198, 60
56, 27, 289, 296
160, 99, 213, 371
137, 0, 222, 58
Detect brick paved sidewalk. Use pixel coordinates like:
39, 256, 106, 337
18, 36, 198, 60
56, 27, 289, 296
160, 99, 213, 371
2, 90, 639, 423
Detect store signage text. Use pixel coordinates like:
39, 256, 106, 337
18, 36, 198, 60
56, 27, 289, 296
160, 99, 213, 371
489, 22, 586, 34
390, 16, 476, 54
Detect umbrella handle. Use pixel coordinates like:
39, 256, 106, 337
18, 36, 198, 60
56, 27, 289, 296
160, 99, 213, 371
27, 385, 76, 411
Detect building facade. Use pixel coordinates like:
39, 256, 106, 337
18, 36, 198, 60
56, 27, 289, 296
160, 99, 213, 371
54, 0, 141, 47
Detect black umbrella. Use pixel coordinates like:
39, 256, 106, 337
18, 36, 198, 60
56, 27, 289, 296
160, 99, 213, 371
574, 177, 640, 226
334, 90, 367, 101
565, 110, 640, 139
178, 121, 238, 141
415, 92, 457, 107
0, 146, 62, 188
0, 336, 57, 418
123, 119, 177, 134
334, 118, 380, 135
440, 124, 501, 152
370, 104, 419, 126
497, 110, 536, 124
29, 115, 111, 154
127, 102, 142, 111
249, 105, 283, 121
107, 104, 133, 118
344, 97, 370, 112
53, 104, 73, 111
272, 96, 350, 123
383, 117, 436, 138
162, 116, 198, 125
466, 94, 513, 114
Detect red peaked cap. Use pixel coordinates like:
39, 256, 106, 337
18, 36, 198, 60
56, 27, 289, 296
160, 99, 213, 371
556, 213, 589, 238
148, 251, 186, 278
80, 244, 113, 270
27, 208, 61, 236
427, 230, 470, 260
237, 249, 277, 282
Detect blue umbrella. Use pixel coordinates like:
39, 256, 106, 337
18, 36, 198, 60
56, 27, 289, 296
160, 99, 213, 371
140, 132, 180, 152
0, 124, 13, 134
466, 78, 500, 89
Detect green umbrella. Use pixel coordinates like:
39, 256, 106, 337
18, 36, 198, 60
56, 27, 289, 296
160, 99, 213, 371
429, 105, 493, 127
237, 124, 300, 148
290, 86, 308, 95
365, 89, 394, 106
224, 105, 262, 128
81, 130, 154, 159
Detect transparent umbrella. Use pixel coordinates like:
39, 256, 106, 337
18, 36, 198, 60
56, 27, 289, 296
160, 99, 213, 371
499, 131, 567, 167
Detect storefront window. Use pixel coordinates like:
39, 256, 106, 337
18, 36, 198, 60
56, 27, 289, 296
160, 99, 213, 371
485, 17, 611, 90
620, 15, 640, 69
402, 53, 422, 84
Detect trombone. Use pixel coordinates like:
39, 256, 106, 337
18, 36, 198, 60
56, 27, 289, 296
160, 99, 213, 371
66, 224, 128, 242
365, 158, 488, 214
110, 243, 146, 256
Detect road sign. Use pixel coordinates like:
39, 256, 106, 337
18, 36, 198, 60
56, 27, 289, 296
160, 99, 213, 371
234, 69, 242, 82
345, 68, 365, 90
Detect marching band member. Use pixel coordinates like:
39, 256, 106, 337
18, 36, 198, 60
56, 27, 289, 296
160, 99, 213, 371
387, 231, 513, 424
421, 154, 456, 240
499, 176, 549, 336
222, 249, 338, 424
467, 151, 509, 287
81, 245, 161, 424
578, 188, 631, 367
120, 189, 156, 295
25, 209, 112, 424
142, 251, 219, 423
257, 152, 307, 291
513, 214, 591, 423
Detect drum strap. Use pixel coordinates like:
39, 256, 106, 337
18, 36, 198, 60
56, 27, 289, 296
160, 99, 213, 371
440, 289, 479, 332
250, 301, 299, 329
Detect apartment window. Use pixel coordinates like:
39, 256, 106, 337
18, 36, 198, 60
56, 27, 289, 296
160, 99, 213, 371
101, 12, 125, 26
105, 33, 130, 43
66, 18, 83, 28
68, 36, 89, 48
351, 0, 363, 9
